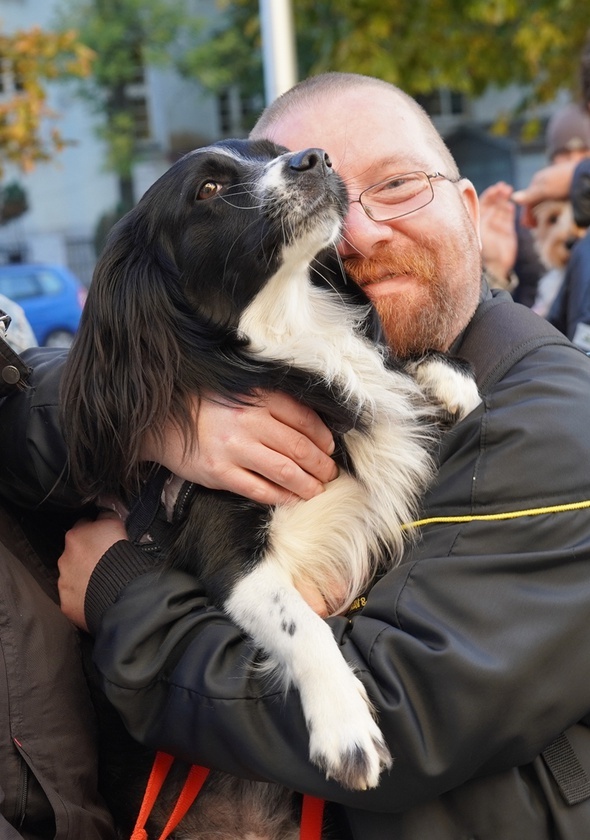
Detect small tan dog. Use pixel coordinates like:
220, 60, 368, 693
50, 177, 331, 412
531, 199, 585, 316
532, 200, 583, 270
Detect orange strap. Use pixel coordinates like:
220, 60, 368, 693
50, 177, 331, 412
130, 751, 210, 840
130, 751, 325, 840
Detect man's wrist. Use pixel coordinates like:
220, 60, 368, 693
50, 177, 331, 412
84, 540, 159, 634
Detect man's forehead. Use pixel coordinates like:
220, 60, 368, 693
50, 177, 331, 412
264, 93, 433, 184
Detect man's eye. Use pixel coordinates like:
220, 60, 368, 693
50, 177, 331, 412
197, 181, 223, 200
383, 178, 408, 191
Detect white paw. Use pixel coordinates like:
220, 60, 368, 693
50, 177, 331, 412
412, 356, 481, 421
305, 671, 392, 790
439, 373, 480, 420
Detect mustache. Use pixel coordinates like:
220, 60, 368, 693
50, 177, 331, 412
343, 246, 438, 286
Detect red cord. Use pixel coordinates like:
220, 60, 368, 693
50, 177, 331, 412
130, 752, 210, 840
300, 795, 325, 840
156, 764, 210, 840
130, 752, 174, 840
131, 752, 324, 840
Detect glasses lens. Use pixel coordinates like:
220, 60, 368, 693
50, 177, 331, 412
361, 172, 433, 221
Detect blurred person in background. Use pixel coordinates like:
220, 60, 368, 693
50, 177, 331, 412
514, 34, 590, 229
529, 102, 590, 316
512, 39, 590, 344
479, 99, 590, 308
0, 293, 37, 353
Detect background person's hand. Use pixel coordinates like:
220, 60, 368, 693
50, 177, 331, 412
512, 160, 577, 227
142, 391, 338, 506
479, 181, 517, 285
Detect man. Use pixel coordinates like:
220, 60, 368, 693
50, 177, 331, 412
31, 73, 590, 837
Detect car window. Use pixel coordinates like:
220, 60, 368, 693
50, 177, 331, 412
0, 271, 42, 301
37, 270, 64, 295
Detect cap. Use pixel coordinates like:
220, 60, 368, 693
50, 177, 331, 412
546, 102, 590, 160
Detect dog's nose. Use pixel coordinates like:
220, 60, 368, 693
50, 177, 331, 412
289, 148, 333, 174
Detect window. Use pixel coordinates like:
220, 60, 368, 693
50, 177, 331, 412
124, 48, 151, 142
0, 57, 20, 97
217, 89, 264, 136
416, 89, 466, 118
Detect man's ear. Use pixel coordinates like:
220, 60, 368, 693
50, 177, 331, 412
458, 179, 481, 247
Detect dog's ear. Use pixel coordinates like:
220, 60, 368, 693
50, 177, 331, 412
60, 208, 210, 499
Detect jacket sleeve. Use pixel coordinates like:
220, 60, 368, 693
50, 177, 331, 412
559, 231, 590, 343
89, 340, 590, 813
571, 158, 590, 228
0, 347, 82, 509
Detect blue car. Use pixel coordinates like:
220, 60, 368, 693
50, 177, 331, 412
0, 262, 87, 347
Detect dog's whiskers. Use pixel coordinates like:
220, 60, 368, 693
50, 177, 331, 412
310, 256, 351, 307
221, 215, 279, 288
338, 231, 370, 262
334, 251, 349, 285
218, 187, 273, 211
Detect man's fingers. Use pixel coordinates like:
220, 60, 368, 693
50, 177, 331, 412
219, 444, 332, 503
217, 467, 302, 506
266, 392, 335, 456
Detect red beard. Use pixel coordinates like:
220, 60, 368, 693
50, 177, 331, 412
344, 245, 460, 357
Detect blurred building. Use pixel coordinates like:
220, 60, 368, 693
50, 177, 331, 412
421, 84, 569, 195
0, 0, 247, 283
0, 0, 571, 284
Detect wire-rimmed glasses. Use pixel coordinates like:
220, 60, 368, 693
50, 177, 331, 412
353, 171, 459, 222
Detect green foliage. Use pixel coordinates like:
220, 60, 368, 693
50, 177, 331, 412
48, 0, 590, 202
52, 0, 204, 202
0, 27, 93, 176
189, 0, 590, 110
178, 0, 263, 94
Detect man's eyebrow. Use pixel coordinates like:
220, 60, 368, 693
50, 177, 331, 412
359, 157, 431, 182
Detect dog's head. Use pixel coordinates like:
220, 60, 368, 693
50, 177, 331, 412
119, 138, 349, 325
531, 199, 585, 270
60, 139, 351, 498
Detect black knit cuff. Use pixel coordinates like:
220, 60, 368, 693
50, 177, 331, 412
572, 160, 590, 228
85, 540, 158, 635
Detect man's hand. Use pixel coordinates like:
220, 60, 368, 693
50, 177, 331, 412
142, 391, 338, 506
512, 160, 577, 227
58, 512, 128, 631
58, 511, 338, 628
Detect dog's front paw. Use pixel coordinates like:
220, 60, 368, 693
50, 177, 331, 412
306, 675, 392, 790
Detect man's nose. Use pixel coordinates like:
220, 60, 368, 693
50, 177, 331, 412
337, 203, 397, 258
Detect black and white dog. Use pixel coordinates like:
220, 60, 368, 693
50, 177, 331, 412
61, 139, 479, 836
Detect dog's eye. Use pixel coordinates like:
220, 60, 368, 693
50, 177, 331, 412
197, 181, 223, 200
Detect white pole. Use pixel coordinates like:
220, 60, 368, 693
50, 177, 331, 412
259, 0, 298, 105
